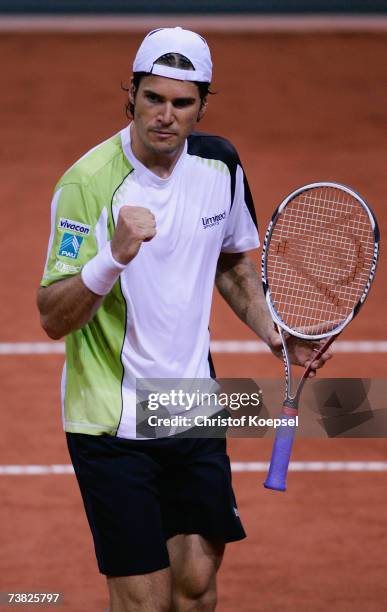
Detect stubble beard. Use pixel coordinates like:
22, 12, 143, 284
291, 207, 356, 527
145, 132, 182, 158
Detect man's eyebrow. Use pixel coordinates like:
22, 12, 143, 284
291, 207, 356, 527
142, 89, 196, 103
173, 96, 196, 103
143, 89, 164, 99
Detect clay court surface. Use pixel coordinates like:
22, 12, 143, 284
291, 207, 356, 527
0, 27, 386, 610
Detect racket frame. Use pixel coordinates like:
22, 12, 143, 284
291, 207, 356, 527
262, 181, 379, 341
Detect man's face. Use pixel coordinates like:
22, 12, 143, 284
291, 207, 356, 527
130, 75, 206, 157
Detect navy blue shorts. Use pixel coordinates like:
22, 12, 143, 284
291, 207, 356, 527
66, 433, 246, 576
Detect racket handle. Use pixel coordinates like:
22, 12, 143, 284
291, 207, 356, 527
264, 413, 297, 492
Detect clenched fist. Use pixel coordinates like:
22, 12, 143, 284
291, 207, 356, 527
111, 206, 156, 265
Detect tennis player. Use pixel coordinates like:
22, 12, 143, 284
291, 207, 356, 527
37, 27, 330, 612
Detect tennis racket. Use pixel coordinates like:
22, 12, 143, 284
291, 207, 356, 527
262, 182, 379, 491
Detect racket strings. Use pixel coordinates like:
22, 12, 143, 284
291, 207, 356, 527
267, 186, 375, 335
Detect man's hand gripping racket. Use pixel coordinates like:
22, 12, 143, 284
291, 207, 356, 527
262, 182, 379, 491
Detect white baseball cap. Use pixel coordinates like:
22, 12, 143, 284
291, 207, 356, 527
133, 27, 212, 83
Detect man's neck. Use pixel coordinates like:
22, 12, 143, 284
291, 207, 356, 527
130, 124, 185, 179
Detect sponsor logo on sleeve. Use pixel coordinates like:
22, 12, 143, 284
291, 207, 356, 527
54, 260, 81, 274
201, 210, 226, 229
58, 218, 91, 236
58, 233, 83, 259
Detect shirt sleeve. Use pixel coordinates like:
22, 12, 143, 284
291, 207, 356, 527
40, 182, 99, 287
221, 164, 260, 253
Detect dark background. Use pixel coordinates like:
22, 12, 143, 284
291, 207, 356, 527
1, 0, 386, 14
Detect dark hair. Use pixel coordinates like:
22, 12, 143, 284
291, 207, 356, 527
123, 52, 213, 118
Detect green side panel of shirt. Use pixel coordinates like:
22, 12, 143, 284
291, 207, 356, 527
40, 131, 134, 436
63, 292, 128, 436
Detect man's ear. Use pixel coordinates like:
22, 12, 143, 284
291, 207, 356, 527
129, 77, 136, 105
197, 97, 208, 122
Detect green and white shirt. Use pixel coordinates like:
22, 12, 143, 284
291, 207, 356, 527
41, 125, 259, 438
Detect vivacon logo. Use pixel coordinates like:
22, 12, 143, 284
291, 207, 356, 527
202, 210, 226, 229
58, 218, 90, 235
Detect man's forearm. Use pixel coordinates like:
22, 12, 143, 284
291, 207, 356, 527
37, 275, 103, 340
215, 252, 274, 345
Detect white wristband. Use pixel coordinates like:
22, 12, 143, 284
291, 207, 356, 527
81, 242, 126, 296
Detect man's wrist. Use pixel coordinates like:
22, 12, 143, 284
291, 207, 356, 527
111, 243, 130, 266
81, 242, 127, 296
252, 319, 279, 350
